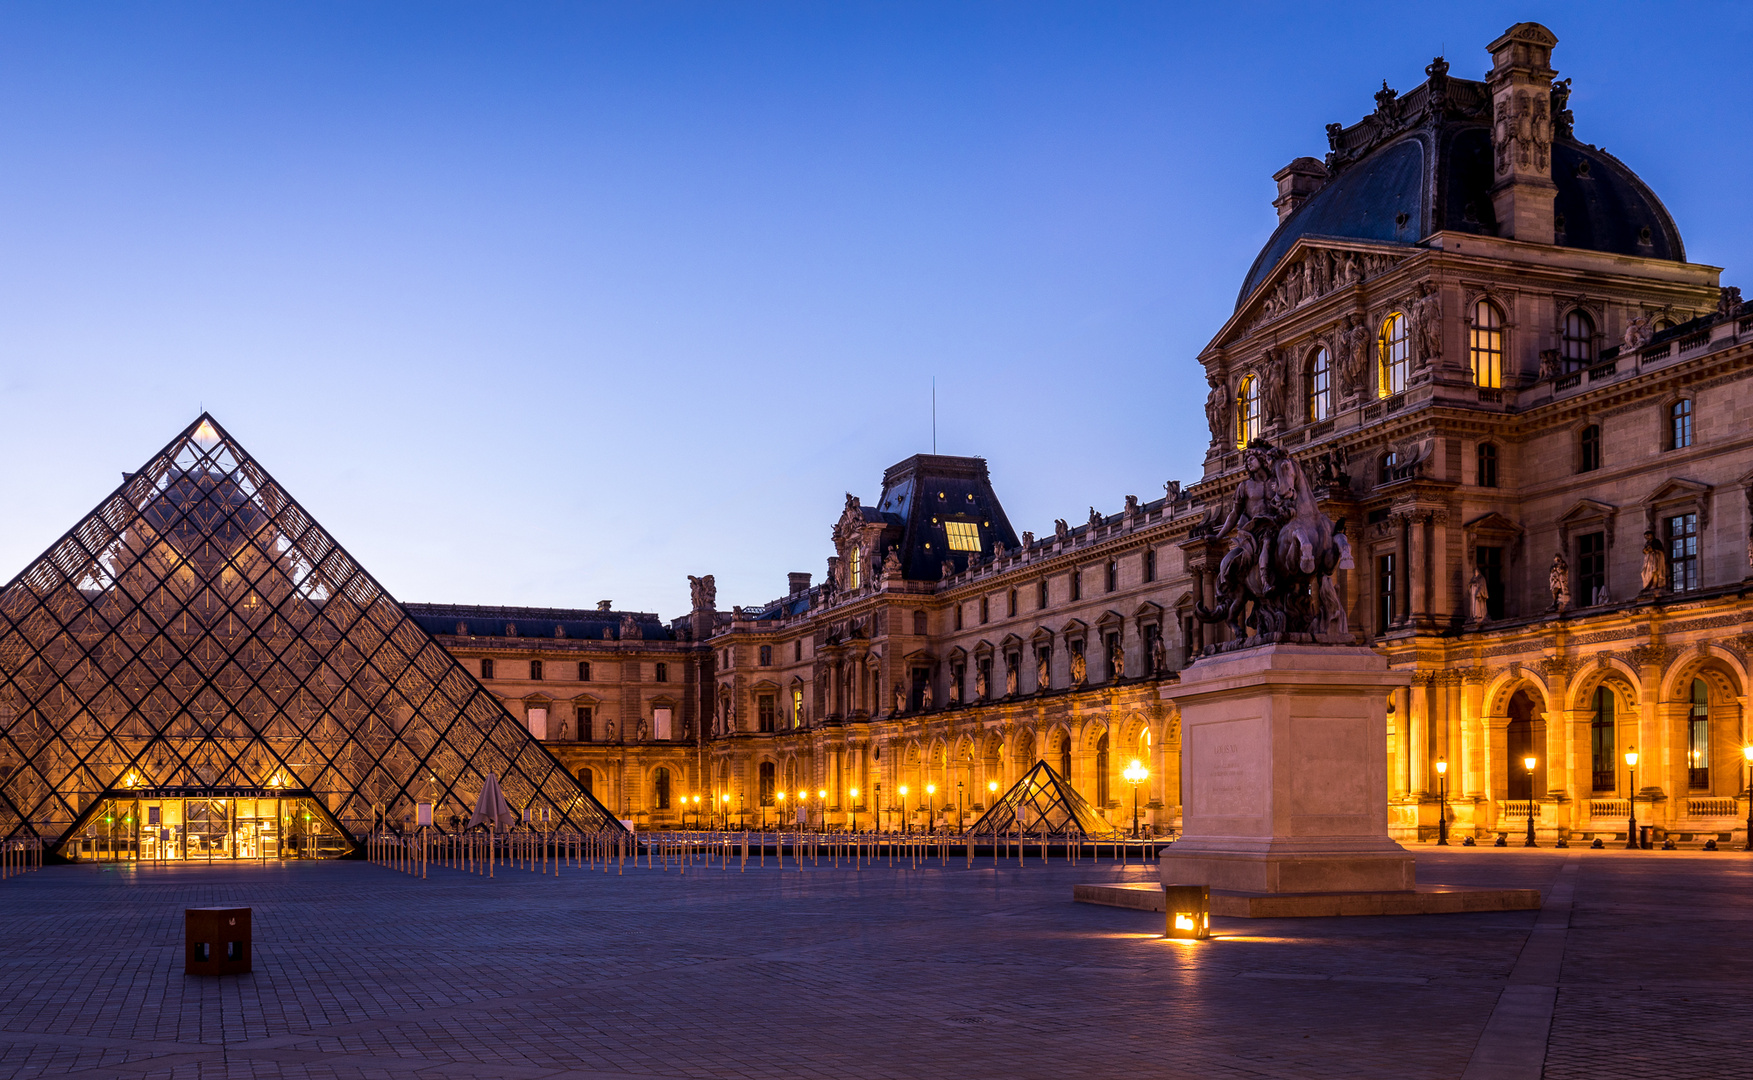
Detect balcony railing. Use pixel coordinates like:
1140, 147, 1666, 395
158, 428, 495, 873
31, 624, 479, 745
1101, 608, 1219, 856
1678, 330, 1710, 354
1589, 798, 1630, 819
1686, 797, 1738, 818
1500, 799, 1533, 820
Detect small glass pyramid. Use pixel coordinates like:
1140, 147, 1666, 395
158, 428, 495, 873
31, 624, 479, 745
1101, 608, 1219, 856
0, 415, 620, 861
967, 760, 1117, 838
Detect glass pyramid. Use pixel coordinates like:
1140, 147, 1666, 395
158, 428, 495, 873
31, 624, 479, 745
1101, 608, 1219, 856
0, 415, 621, 862
967, 760, 1118, 839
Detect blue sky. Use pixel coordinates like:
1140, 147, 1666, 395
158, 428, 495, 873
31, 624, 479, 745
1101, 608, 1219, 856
0, 2, 1747, 618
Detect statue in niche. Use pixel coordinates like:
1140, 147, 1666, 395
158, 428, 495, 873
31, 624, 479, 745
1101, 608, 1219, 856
1110, 643, 1125, 679
922, 681, 934, 710
949, 678, 961, 706
1640, 530, 1668, 592
1548, 553, 1572, 611
1204, 379, 1231, 445
1070, 650, 1087, 686
636, 719, 648, 742
975, 666, 988, 699
1746, 525, 1753, 572
1468, 565, 1490, 624
1412, 283, 1443, 366
605, 719, 617, 742
1036, 655, 1051, 692
893, 682, 905, 714
1195, 439, 1352, 649
1621, 312, 1654, 353
1338, 316, 1370, 395
1151, 635, 1167, 675
1005, 663, 1018, 697
1260, 351, 1288, 422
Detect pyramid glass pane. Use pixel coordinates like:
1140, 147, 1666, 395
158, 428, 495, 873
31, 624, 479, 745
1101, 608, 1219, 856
0, 415, 623, 861
968, 761, 1117, 839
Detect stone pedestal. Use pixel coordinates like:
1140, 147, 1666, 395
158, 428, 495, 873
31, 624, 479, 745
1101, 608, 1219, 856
1160, 644, 1414, 895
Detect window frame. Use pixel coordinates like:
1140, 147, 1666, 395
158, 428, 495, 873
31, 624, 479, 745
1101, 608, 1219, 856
1578, 423, 1602, 473
1561, 309, 1596, 369
1236, 374, 1262, 446
1668, 398, 1694, 451
1379, 313, 1409, 396
1470, 299, 1504, 388
1476, 442, 1499, 488
1667, 511, 1699, 592
1576, 531, 1606, 606
1589, 686, 1615, 791
529, 659, 543, 681
480, 657, 494, 680
1688, 679, 1710, 789
1306, 346, 1331, 422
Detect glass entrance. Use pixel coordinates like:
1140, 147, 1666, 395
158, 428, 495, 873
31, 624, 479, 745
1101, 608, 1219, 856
64, 791, 348, 862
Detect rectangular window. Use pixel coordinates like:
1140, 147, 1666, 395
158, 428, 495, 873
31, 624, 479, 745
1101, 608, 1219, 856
1143, 549, 1156, 583
979, 596, 989, 624
1377, 554, 1396, 634
1671, 400, 1694, 450
1104, 632, 1120, 680
530, 659, 543, 681
944, 520, 981, 552
1668, 513, 1698, 592
578, 661, 590, 681
794, 640, 802, 662
1689, 689, 1710, 789
1037, 580, 1049, 609
758, 646, 771, 667
1577, 532, 1606, 606
526, 706, 547, 740
791, 689, 804, 729
656, 661, 669, 682
758, 695, 775, 733
955, 605, 964, 631
1579, 424, 1601, 472
481, 658, 494, 680
1007, 589, 1017, 616
1476, 443, 1498, 488
1143, 623, 1160, 675
1070, 571, 1082, 602
1476, 546, 1506, 619
978, 657, 992, 698
577, 706, 593, 742
1105, 561, 1117, 592
653, 707, 672, 741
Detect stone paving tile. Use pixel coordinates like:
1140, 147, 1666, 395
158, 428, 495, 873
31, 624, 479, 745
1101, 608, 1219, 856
0, 848, 1747, 1078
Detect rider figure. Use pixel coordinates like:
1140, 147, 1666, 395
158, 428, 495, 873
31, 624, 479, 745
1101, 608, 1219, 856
1214, 440, 1282, 598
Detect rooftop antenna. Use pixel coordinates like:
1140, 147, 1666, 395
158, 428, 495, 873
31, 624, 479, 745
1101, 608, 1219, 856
932, 376, 937, 455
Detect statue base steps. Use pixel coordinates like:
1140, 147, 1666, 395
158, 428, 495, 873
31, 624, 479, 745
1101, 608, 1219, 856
1073, 881, 1541, 918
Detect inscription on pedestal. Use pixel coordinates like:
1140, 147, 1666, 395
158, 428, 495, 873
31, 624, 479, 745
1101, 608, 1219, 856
1190, 715, 1266, 825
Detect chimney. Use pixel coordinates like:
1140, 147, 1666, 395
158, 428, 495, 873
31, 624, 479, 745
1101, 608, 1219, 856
1486, 22, 1559, 243
788, 572, 812, 595
1272, 158, 1329, 223
597, 600, 613, 612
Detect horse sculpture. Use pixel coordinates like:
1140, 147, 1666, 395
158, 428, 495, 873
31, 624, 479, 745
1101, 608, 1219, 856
1196, 440, 1351, 651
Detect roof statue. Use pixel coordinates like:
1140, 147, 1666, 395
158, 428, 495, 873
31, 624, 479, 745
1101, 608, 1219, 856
0, 414, 623, 858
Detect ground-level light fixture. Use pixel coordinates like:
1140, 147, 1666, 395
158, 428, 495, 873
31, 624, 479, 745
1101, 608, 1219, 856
1163, 884, 1210, 940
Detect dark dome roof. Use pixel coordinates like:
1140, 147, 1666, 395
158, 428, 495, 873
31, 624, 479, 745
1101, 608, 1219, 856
1237, 80, 1685, 309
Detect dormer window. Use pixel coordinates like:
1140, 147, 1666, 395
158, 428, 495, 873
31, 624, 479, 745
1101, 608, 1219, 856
848, 546, 862, 589
1306, 347, 1331, 422
945, 521, 981, 552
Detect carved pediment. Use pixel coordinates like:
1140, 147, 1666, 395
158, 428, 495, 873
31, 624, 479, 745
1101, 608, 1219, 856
1464, 511, 1524, 539
1642, 478, 1713, 529
1234, 241, 1412, 338
1558, 499, 1618, 548
1095, 609, 1125, 629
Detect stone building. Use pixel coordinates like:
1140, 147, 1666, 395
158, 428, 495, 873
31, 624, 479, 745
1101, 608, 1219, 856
435, 22, 1752, 845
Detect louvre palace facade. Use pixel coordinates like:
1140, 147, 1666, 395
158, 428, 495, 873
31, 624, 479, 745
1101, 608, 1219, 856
434, 22, 1752, 848
4, 22, 1750, 861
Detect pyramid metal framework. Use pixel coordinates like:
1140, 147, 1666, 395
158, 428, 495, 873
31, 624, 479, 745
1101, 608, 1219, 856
0, 415, 623, 858
967, 760, 1118, 838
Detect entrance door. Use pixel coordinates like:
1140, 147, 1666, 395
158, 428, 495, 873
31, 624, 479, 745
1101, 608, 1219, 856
187, 799, 232, 861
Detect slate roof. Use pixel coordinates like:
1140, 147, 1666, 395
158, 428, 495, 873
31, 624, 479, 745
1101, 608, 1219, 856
404, 602, 673, 641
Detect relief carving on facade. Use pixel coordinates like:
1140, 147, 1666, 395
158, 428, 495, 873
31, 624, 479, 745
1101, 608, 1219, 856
1494, 89, 1550, 175
1411, 283, 1442, 367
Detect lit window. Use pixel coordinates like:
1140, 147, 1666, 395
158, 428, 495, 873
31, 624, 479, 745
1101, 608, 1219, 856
1688, 679, 1710, 789
791, 688, 804, 728
944, 521, 981, 552
1470, 300, 1503, 388
1236, 375, 1262, 446
849, 546, 862, 589
1670, 399, 1693, 450
1379, 313, 1408, 395
1306, 347, 1331, 422
1562, 310, 1595, 368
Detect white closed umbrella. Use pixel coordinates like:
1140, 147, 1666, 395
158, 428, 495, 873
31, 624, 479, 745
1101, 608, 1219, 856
469, 774, 516, 877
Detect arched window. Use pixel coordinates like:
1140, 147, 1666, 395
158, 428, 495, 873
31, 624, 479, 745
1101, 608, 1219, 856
1378, 450, 1399, 486
1688, 679, 1710, 789
1306, 347, 1331, 422
1236, 375, 1262, 446
654, 767, 671, 810
1505, 691, 1540, 800
1470, 300, 1504, 388
1058, 735, 1072, 782
1095, 733, 1110, 808
758, 761, 776, 805
1589, 686, 1615, 791
1476, 442, 1499, 488
1669, 399, 1694, 450
1578, 424, 1602, 472
1379, 313, 1408, 395
1561, 310, 1595, 368
576, 768, 593, 796
848, 546, 862, 589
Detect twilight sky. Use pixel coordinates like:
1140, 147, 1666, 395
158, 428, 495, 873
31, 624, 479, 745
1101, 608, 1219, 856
0, 2, 1747, 619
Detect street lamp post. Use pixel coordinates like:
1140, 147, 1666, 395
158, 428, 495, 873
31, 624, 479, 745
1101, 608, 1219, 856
956, 781, 963, 834
926, 784, 937, 835
849, 787, 859, 833
1625, 747, 1639, 850
1123, 759, 1148, 839
774, 790, 784, 833
1435, 759, 1449, 846
899, 785, 909, 836
817, 789, 827, 832
720, 793, 730, 831
1522, 756, 1538, 847
1744, 746, 1753, 852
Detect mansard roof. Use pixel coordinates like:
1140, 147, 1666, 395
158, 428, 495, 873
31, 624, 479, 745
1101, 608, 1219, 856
871, 454, 1020, 582
1236, 57, 1685, 310
405, 602, 673, 642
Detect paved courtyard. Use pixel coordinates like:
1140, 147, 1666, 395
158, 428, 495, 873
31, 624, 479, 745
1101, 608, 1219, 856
0, 845, 1748, 1080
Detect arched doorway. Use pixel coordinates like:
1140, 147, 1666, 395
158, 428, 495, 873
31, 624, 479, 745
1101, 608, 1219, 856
654, 767, 671, 810
1095, 732, 1110, 808
576, 768, 593, 797
1058, 733, 1072, 781
1505, 690, 1543, 799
